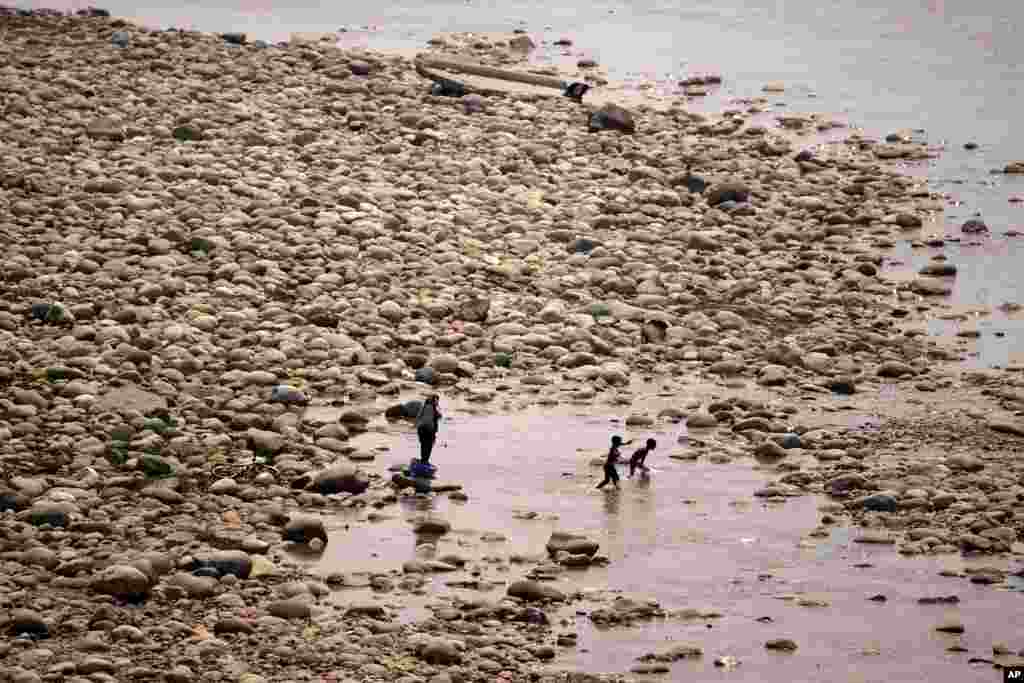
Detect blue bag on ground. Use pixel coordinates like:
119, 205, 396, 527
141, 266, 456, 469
408, 459, 437, 479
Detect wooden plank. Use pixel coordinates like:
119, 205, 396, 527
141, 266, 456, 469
415, 54, 566, 91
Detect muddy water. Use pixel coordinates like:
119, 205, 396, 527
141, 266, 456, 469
295, 413, 1024, 681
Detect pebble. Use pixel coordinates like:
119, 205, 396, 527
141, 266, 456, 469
90, 565, 150, 600
936, 620, 965, 634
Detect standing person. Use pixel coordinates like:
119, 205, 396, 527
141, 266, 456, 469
415, 394, 442, 463
596, 435, 633, 490
628, 438, 657, 478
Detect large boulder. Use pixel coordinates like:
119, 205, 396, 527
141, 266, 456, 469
91, 565, 151, 600
706, 181, 751, 206
168, 572, 218, 598
7, 609, 49, 639
589, 103, 636, 134
283, 515, 328, 545
246, 428, 285, 454
454, 295, 490, 323
413, 517, 452, 535
268, 597, 312, 619
428, 354, 460, 374
190, 550, 252, 579
312, 463, 369, 495
877, 361, 916, 378
825, 473, 867, 495
545, 531, 599, 558
507, 579, 566, 602
418, 638, 463, 665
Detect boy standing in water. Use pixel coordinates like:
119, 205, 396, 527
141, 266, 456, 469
628, 438, 657, 478
596, 435, 633, 490
415, 395, 442, 463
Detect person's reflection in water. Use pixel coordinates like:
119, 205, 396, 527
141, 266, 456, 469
631, 472, 657, 548
602, 487, 621, 516
601, 487, 624, 554
398, 488, 435, 515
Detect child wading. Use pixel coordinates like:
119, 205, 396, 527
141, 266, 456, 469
628, 438, 657, 477
596, 435, 633, 489
415, 395, 442, 463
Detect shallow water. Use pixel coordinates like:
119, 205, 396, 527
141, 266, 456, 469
298, 414, 1024, 681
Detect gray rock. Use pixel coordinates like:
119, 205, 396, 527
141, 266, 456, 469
419, 639, 463, 665
191, 550, 252, 579
859, 494, 898, 512
507, 579, 566, 602
168, 572, 218, 598
945, 454, 984, 472
78, 657, 116, 675
428, 353, 460, 374
268, 598, 312, 619
172, 123, 204, 141
568, 237, 600, 254
877, 361, 916, 378
780, 433, 802, 449
91, 565, 150, 600
706, 181, 751, 206
313, 463, 369, 495
508, 34, 535, 51
754, 441, 788, 460
414, 367, 436, 385
546, 531, 599, 557
758, 364, 789, 386
413, 517, 451, 535
826, 473, 867, 494
214, 618, 256, 635
829, 378, 857, 394
349, 60, 372, 76
988, 419, 1024, 437
7, 609, 49, 639
589, 103, 636, 134
86, 116, 125, 140
284, 515, 328, 545
209, 478, 239, 495
454, 295, 490, 322
345, 604, 388, 619
246, 428, 285, 454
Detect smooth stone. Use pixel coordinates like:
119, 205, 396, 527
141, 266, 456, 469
268, 598, 312, 619
91, 565, 150, 599
507, 579, 566, 602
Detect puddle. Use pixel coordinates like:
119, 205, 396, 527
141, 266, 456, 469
304, 414, 1023, 682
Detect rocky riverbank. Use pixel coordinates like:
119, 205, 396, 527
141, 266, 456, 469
2, 8, 1023, 683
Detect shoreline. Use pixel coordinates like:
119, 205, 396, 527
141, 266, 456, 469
1, 8, 1023, 683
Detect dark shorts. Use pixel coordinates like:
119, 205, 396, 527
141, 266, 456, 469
417, 425, 437, 461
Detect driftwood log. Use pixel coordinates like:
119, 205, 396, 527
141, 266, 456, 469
414, 54, 567, 95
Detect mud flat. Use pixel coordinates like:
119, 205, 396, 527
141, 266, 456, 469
1, 8, 1023, 683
